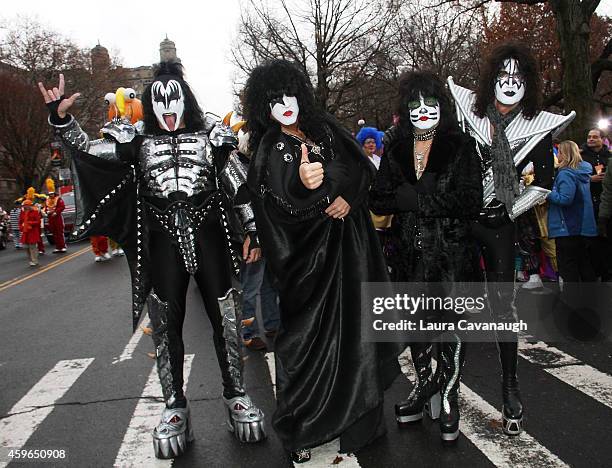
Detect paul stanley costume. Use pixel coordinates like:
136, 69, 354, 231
447, 42, 575, 435
42, 63, 265, 459
243, 59, 401, 463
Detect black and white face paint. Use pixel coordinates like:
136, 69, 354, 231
408, 93, 440, 131
269, 95, 299, 126
495, 58, 525, 106
151, 78, 185, 132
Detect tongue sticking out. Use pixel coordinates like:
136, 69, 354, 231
163, 113, 177, 131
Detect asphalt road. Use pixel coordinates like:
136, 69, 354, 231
1, 241, 611, 468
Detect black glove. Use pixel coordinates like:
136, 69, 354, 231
247, 232, 260, 251
395, 183, 418, 211
47, 96, 70, 125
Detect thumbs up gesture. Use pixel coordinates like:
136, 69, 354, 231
299, 144, 324, 190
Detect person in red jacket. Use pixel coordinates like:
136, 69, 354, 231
19, 200, 42, 266
45, 179, 67, 253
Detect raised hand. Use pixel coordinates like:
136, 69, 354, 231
37, 73, 81, 118
298, 143, 324, 190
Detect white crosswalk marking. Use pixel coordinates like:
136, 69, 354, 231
114, 354, 194, 467
399, 349, 569, 468
263, 352, 361, 467
0, 358, 94, 464
518, 339, 612, 410
112, 312, 150, 364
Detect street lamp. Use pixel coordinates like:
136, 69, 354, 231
597, 118, 609, 131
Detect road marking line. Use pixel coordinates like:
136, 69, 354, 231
114, 354, 194, 467
518, 339, 612, 410
112, 313, 150, 364
263, 352, 361, 468
399, 349, 569, 468
0, 246, 89, 293
0, 358, 94, 462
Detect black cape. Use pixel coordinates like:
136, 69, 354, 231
248, 118, 401, 452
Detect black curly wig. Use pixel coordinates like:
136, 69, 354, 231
397, 70, 460, 136
242, 59, 327, 153
474, 41, 542, 119
141, 61, 205, 134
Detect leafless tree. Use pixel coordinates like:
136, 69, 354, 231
233, 0, 401, 124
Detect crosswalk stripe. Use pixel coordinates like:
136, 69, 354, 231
112, 312, 150, 364
399, 349, 569, 468
263, 352, 361, 467
114, 354, 194, 467
518, 339, 612, 410
0, 358, 94, 459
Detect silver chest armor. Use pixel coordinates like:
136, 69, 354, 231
140, 133, 217, 198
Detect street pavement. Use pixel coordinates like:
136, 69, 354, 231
1, 241, 611, 468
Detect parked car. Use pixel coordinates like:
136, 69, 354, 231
44, 191, 76, 245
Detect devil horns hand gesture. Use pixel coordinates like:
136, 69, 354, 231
38, 73, 81, 120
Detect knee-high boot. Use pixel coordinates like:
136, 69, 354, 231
395, 342, 441, 423
439, 334, 465, 443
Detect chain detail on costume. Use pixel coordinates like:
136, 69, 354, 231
140, 133, 216, 198
260, 185, 331, 220
147, 292, 177, 407
219, 203, 241, 276
145, 192, 222, 275
134, 170, 145, 320
218, 288, 246, 394
73, 173, 132, 236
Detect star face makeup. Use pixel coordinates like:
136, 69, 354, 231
270, 95, 299, 126
494, 58, 525, 106
408, 94, 440, 131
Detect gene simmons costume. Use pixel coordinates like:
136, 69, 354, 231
45, 63, 265, 458
447, 42, 575, 436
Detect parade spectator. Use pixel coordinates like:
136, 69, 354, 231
580, 128, 612, 279
599, 160, 612, 237
547, 141, 597, 282
581, 128, 610, 216
9, 201, 22, 249
19, 199, 42, 266
356, 126, 383, 168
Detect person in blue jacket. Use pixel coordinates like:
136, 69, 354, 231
547, 140, 598, 282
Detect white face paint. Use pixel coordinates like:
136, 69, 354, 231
151, 79, 185, 132
408, 93, 440, 131
494, 58, 525, 106
269, 95, 299, 126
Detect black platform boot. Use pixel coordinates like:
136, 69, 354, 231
439, 335, 465, 443
395, 342, 441, 423
498, 340, 523, 435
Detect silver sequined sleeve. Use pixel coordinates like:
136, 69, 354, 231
49, 115, 118, 161
219, 151, 256, 232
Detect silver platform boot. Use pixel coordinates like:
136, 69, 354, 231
148, 292, 193, 459
218, 288, 266, 443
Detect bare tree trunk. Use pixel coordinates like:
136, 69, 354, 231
550, 0, 599, 141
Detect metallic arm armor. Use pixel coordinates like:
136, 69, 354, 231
218, 150, 256, 232
49, 115, 136, 161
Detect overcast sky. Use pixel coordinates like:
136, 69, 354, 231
1, 0, 611, 116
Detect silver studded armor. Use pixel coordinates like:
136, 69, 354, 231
52, 114, 255, 275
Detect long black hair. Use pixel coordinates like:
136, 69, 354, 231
474, 41, 542, 119
141, 61, 205, 134
396, 70, 460, 136
242, 59, 327, 154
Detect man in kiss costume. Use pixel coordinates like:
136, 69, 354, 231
447, 42, 575, 435
243, 59, 400, 464
38, 62, 266, 459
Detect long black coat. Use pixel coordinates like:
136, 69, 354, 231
370, 126, 483, 282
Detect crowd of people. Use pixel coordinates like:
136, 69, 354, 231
31, 37, 610, 464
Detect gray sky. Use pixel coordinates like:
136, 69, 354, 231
1, 0, 611, 116
1, 0, 242, 116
